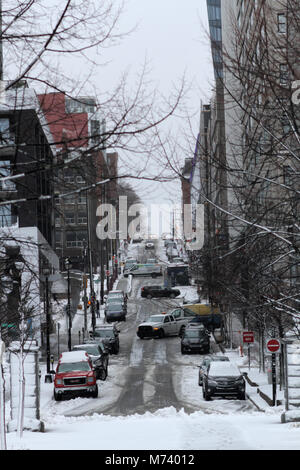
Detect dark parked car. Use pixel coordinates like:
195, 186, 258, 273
72, 342, 109, 380
105, 301, 127, 322
141, 285, 180, 299
181, 325, 210, 354
90, 325, 120, 354
202, 361, 246, 401
198, 355, 230, 385
145, 240, 155, 250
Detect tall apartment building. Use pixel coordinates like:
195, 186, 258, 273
0, 82, 59, 345
38, 92, 119, 275
220, 0, 299, 327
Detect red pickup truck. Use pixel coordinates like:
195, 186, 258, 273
53, 351, 98, 401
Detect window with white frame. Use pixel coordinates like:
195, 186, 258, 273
277, 13, 287, 33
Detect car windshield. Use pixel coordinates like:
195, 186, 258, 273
108, 294, 123, 299
107, 304, 122, 311
107, 298, 123, 304
185, 330, 201, 338
74, 346, 99, 356
57, 362, 91, 373
94, 330, 114, 338
147, 315, 165, 323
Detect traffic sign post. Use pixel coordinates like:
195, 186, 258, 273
243, 331, 254, 370
266, 339, 281, 406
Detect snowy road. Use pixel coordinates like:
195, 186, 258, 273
5, 241, 300, 450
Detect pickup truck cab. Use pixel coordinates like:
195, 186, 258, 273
137, 313, 178, 338
136, 307, 196, 339
53, 351, 98, 401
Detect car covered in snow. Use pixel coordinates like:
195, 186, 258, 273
202, 361, 246, 401
53, 351, 98, 401
198, 355, 230, 386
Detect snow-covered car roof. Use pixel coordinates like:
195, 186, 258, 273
59, 351, 89, 363
208, 362, 241, 377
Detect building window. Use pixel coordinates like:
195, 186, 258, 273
0, 160, 16, 191
78, 193, 86, 204
277, 13, 287, 33
279, 64, 289, 86
0, 204, 12, 227
55, 232, 61, 246
78, 212, 87, 224
63, 194, 75, 204
66, 230, 87, 247
76, 175, 85, 183
65, 212, 75, 225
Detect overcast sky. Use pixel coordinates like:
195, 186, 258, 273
96, 0, 215, 209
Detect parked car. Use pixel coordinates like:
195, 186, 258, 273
124, 263, 162, 278
198, 355, 230, 386
202, 361, 246, 401
90, 325, 120, 354
53, 351, 98, 401
137, 313, 179, 339
107, 290, 128, 304
181, 325, 210, 354
145, 240, 155, 250
141, 285, 180, 299
72, 343, 109, 380
105, 302, 127, 322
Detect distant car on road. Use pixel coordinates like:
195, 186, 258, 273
141, 285, 180, 299
145, 240, 155, 250
105, 301, 127, 323
180, 325, 210, 354
202, 361, 246, 401
198, 355, 230, 386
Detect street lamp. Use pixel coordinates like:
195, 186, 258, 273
42, 267, 51, 378
65, 258, 72, 351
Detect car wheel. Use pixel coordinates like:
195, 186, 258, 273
99, 368, 107, 381
54, 391, 61, 401
170, 293, 175, 299
91, 385, 98, 398
158, 329, 165, 339
203, 387, 211, 401
181, 346, 186, 354
138, 333, 144, 339
147, 294, 152, 299
179, 326, 185, 337
238, 392, 246, 400
198, 377, 202, 387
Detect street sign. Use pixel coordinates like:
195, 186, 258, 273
243, 331, 254, 343
267, 338, 280, 353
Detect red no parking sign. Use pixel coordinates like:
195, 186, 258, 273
266, 338, 281, 353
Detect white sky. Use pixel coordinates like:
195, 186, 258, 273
92, 0, 215, 207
